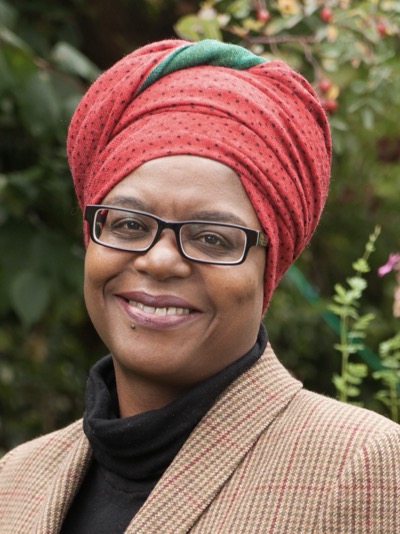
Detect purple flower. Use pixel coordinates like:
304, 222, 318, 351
378, 253, 400, 277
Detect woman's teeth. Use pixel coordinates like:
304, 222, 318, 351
128, 300, 191, 316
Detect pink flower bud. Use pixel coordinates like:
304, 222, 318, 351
378, 253, 400, 277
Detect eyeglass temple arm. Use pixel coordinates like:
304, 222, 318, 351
257, 232, 268, 247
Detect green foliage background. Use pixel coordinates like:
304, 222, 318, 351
0, 0, 399, 452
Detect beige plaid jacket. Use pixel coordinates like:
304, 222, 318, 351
1, 344, 399, 533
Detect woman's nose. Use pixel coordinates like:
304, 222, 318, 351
132, 230, 192, 280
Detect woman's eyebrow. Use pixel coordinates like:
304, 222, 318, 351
103, 197, 247, 226
190, 210, 247, 226
103, 196, 149, 211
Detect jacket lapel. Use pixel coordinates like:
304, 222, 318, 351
126, 344, 302, 533
35, 426, 92, 533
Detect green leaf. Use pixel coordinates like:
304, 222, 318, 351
347, 343, 365, 353
347, 276, 367, 292
347, 308, 360, 320
380, 333, 400, 356
0, 27, 30, 51
10, 271, 51, 328
352, 313, 375, 331
333, 283, 347, 297
373, 370, 400, 386
374, 391, 392, 408
348, 362, 368, 377
174, 15, 203, 40
16, 70, 62, 139
332, 374, 346, 392
266, 13, 303, 35
0, 48, 14, 93
51, 42, 101, 81
334, 342, 364, 354
327, 303, 347, 317
361, 107, 375, 130
347, 385, 361, 397
0, 1, 16, 30
352, 258, 370, 273
333, 343, 346, 353
329, 116, 348, 131
174, 14, 223, 41
346, 375, 363, 385
332, 291, 356, 306
0, 39, 36, 83
223, 0, 251, 18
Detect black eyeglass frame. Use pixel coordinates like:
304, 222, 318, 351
84, 204, 268, 265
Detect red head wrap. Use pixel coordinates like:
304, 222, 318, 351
67, 39, 331, 312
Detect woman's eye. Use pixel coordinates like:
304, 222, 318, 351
195, 232, 232, 249
107, 216, 150, 239
112, 218, 143, 231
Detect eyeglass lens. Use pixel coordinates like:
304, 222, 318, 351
93, 208, 248, 264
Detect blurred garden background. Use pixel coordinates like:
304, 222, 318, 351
0, 0, 399, 453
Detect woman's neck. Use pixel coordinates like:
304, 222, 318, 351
114, 368, 188, 417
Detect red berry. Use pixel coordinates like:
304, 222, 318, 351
377, 22, 387, 36
322, 98, 338, 113
320, 7, 333, 23
318, 78, 332, 94
257, 9, 271, 23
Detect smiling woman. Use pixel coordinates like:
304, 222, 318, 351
0, 39, 399, 534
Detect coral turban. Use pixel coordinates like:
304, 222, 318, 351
67, 39, 331, 312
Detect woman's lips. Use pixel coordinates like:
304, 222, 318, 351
115, 291, 200, 329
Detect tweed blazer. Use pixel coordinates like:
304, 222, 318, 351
1, 344, 399, 533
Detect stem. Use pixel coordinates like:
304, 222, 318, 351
333, 226, 381, 404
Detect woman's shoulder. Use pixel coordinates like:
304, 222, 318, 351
0, 418, 85, 475
293, 387, 399, 434
0, 420, 90, 532
256, 344, 399, 442
273, 387, 400, 466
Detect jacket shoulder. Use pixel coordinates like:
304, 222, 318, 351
293, 388, 399, 437
0, 419, 89, 533
0, 418, 84, 473
277, 388, 400, 470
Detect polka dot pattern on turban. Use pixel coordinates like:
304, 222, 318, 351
67, 38, 331, 312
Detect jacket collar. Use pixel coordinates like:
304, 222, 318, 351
126, 344, 302, 533
35, 343, 302, 533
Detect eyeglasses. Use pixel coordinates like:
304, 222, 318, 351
84, 205, 268, 265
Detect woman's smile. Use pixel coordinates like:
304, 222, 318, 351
115, 290, 201, 329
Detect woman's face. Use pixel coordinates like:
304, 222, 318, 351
84, 155, 266, 412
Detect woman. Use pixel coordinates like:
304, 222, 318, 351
0, 39, 399, 533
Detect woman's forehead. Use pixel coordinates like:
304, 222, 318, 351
103, 155, 261, 227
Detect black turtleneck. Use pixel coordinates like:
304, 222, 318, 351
61, 325, 267, 534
